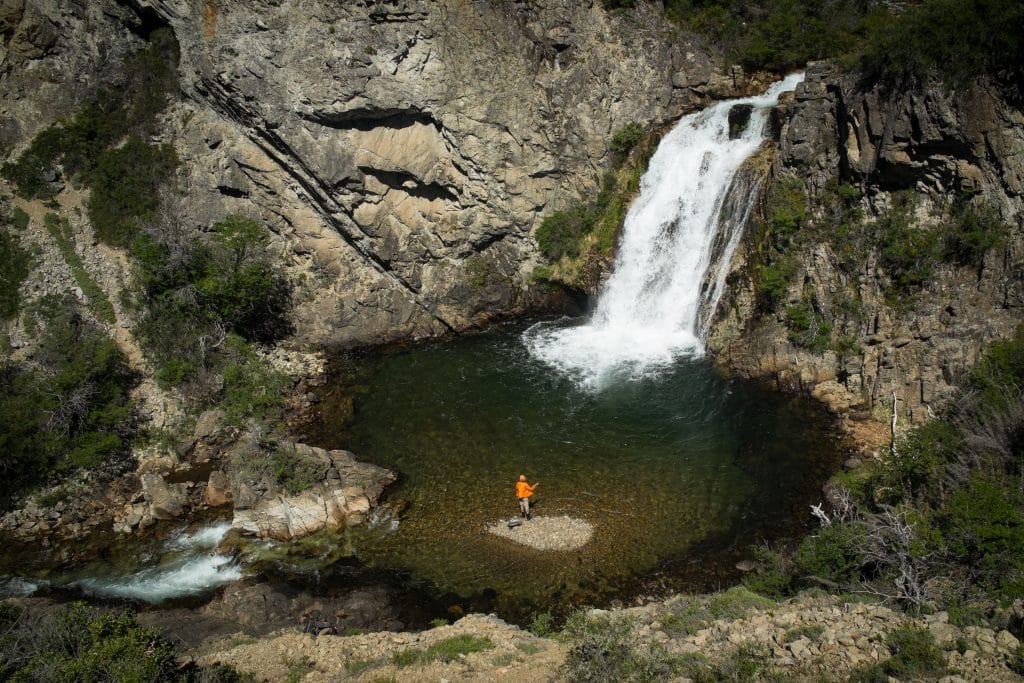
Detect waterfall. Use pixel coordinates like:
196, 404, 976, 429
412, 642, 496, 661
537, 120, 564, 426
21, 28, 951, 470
525, 73, 804, 389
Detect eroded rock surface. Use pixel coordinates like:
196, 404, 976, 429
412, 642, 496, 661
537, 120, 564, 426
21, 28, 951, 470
230, 443, 396, 541
708, 63, 1024, 442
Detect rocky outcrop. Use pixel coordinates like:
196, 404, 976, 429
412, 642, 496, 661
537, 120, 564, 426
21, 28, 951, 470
709, 63, 1024, 439
1, 0, 775, 351
230, 443, 396, 541
195, 592, 1024, 682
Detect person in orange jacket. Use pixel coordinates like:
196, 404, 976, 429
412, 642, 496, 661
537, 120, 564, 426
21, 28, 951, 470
515, 474, 539, 520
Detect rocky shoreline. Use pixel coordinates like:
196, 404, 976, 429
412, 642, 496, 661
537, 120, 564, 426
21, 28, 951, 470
192, 591, 1024, 682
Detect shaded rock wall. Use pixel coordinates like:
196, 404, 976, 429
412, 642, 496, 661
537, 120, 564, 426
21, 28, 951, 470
709, 63, 1024, 438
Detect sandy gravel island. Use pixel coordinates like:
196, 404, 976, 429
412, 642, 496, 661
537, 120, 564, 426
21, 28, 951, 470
486, 515, 593, 551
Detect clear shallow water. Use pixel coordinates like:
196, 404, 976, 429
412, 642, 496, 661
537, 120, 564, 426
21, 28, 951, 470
314, 322, 846, 617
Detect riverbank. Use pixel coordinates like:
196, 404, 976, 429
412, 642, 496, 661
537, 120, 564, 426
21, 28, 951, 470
191, 589, 1024, 681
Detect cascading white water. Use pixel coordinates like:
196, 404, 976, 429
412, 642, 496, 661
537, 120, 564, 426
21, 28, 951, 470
525, 73, 804, 389
71, 522, 241, 602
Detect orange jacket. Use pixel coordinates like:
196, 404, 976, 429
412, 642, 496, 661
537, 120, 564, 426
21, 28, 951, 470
515, 481, 536, 499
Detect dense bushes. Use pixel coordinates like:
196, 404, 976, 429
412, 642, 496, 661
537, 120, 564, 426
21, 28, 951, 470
752, 174, 805, 308
609, 123, 643, 165
744, 328, 1024, 611
0, 222, 31, 319
860, 0, 1024, 87
0, 601, 250, 682
0, 28, 179, 246
753, 176, 1008, 354
87, 138, 179, 247
534, 126, 654, 271
663, 0, 1023, 87
131, 213, 291, 421
663, 0, 875, 73
0, 297, 135, 504
535, 170, 631, 264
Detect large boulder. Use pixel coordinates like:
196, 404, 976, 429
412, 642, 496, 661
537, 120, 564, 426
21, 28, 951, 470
230, 444, 395, 541
140, 473, 190, 521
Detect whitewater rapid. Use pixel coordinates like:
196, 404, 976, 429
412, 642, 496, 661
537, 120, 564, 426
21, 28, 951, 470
0, 522, 241, 603
525, 73, 804, 389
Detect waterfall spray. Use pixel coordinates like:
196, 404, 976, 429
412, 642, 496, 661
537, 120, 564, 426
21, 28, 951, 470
525, 73, 804, 389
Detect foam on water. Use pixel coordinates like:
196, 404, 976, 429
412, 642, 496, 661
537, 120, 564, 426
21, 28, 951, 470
73, 523, 240, 602
525, 73, 805, 389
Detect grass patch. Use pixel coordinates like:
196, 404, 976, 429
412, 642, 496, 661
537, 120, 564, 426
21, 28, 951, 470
516, 641, 543, 655
784, 623, 826, 643
706, 586, 776, 619
343, 658, 377, 677
391, 635, 494, 668
44, 213, 116, 324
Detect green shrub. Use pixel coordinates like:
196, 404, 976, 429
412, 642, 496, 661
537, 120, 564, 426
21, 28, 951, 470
879, 419, 961, 501
942, 475, 1024, 597
86, 138, 178, 247
0, 226, 32, 318
786, 300, 833, 353
860, 0, 1024, 87
0, 601, 176, 682
665, 0, 871, 73
850, 628, 946, 682
1007, 644, 1024, 676
0, 297, 135, 504
967, 325, 1024, 413
131, 214, 291, 411
610, 123, 643, 165
8, 207, 29, 231
794, 522, 862, 587
562, 611, 680, 682
942, 198, 1010, 269
885, 627, 946, 678
741, 545, 794, 598
706, 586, 775, 620
876, 192, 941, 300
238, 439, 320, 495
1, 28, 178, 201
529, 611, 556, 637
536, 206, 595, 261
755, 254, 797, 308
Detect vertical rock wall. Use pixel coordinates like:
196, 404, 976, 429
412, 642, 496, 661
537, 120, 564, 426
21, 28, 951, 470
709, 63, 1024, 436
0, 0, 772, 349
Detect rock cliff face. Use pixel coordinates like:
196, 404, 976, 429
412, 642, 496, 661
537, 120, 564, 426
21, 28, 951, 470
708, 63, 1024, 440
1, 0, 762, 349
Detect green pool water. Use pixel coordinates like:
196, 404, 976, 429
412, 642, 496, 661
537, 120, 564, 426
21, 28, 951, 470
311, 322, 847, 617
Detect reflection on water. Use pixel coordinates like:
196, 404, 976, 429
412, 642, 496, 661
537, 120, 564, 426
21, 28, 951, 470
310, 322, 847, 617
